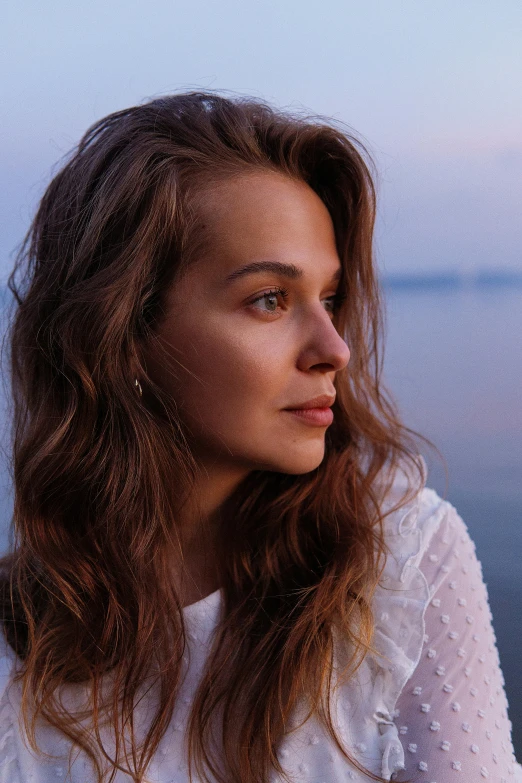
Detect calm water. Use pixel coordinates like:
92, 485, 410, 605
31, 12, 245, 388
0, 284, 521, 755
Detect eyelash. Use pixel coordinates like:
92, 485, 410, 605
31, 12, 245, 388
248, 287, 347, 315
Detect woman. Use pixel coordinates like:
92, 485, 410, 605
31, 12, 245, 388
0, 91, 519, 783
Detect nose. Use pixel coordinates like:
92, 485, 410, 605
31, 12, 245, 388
296, 306, 351, 374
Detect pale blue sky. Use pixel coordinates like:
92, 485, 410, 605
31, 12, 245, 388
1, 0, 521, 280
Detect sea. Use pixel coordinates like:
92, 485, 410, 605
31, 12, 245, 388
0, 276, 520, 757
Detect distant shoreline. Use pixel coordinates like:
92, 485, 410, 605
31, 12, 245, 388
1, 270, 522, 302
381, 270, 522, 290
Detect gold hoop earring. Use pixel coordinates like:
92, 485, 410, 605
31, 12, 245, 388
134, 378, 143, 397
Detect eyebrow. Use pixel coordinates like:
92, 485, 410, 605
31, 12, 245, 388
224, 261, 342, 284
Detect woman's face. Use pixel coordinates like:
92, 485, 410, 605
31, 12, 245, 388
146, 170, 350, 476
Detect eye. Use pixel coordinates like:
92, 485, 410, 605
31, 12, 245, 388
323, 292, 347, 316
248, 287, 289, 315
246, 288, 347, 317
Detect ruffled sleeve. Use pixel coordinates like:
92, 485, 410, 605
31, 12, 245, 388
354, 454, 522, 782
330, 455, 449, 780
363, 463, 451, 779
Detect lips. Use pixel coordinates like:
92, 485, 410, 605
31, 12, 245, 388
283, 394, 336, 427
284, 394, 336, 411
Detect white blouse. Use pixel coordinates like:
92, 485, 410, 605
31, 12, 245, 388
1, 456, 521, 782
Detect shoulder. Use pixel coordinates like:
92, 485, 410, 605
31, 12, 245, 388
374, 453, 463, 577
0, 629, 24, 782
0, 627, 19, 700
330, 457, 472, 780
0, 630, 95, 782
347, 457, 482, 778
370, 455, 474, 698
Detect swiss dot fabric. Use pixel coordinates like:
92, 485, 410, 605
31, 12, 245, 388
392, 506, 520, 782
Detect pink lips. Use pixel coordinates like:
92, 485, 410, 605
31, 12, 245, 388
283, 394, 335, 427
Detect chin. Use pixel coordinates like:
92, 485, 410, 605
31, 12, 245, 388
260, 443, 327, 475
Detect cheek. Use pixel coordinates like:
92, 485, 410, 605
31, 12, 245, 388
151, 312, 327, 473
173, 322, 289, 424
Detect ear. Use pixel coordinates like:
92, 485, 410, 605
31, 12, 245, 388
131, 333, 163, 396
129, 339, 146, 382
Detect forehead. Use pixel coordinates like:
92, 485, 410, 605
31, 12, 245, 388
190, 171, 341, 281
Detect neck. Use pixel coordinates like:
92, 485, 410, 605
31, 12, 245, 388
178, 460, 249, 548
171, 460, 251, 606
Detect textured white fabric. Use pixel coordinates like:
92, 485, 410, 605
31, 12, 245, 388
0, 456, 520, 782
396, 500, 520, 783
392, 498, 521, 782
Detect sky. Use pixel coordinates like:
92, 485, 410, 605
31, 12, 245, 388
1, 0, 521, 281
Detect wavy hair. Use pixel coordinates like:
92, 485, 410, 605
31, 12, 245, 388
0, 90, 440, 783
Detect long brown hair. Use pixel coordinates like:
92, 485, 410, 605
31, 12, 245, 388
0, 90, 440, 783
